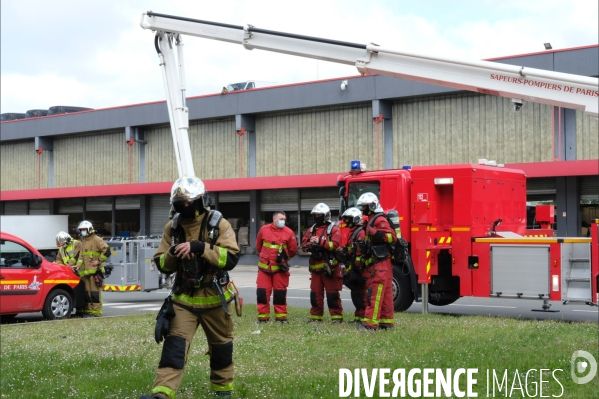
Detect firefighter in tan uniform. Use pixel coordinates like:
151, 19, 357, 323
74, 221, 110, 318
56, 231, 85, 315
140, 175, 240, 399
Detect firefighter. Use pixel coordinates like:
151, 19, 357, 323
356, 192, 397, 330
74, 221, 110, 318
336, 207, 368, 323
255, 210, 298, 323
301, 203, 343, 323
140, 175, 240, 399
55, 231, 85, 315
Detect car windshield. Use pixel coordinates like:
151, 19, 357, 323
227, 82, 246, 91
347, 181, 381, 208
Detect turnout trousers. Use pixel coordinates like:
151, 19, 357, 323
256, 270, 290, 321
363, 258, 394, 329
349, 268, 370, 322
81, 275, 102, 316
309, 268, 343, 321
151, 304, 234, 398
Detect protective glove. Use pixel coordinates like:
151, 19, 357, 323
154, 313, 170, 344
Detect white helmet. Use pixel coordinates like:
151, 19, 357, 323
356, 192, 382, 213
341, 207, 362, 226
311, 203, 331, 222
55, 231, 72, 247
170, 175, 206, 204
77, 220, 94, 234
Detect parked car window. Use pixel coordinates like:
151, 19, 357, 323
0, 240, 34, 268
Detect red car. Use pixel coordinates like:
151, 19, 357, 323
0, 232, 80, 321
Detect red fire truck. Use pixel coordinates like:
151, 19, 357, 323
139, 12, 598, 312
338, 160, 598, 312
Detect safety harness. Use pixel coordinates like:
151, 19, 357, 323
308, 222, 338, 274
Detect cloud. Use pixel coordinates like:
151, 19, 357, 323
1, 0, 597, 114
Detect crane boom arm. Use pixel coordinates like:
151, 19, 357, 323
141, 11, 598, 118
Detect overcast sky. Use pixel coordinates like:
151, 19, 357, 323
1, 0, 597, 115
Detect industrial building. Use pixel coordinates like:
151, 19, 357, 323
1, 45, 598, 255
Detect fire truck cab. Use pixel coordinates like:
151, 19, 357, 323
338, 161, 598, 312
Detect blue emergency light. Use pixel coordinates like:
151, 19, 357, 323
350, 160, 362, 172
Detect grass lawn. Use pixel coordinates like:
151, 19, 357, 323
1, 306, 597, 399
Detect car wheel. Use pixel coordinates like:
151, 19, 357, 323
42, 289, 73, 320
392, 265, 414, 312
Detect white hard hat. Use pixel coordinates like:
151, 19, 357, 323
311, 203, 331, 222
170, 175, 206, 204
341, 207, 362, 225
77, 220, 93, 232
356, 192, 380, 212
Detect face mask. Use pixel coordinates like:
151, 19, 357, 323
276, 220, 285, 228
81, 231, 88, 237
314, 215, 325, 226
174, 201, 197, 220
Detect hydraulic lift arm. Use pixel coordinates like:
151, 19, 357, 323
141, 11, 598, 120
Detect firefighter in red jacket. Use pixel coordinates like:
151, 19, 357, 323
336, 207, 368, 323
255, 211, 298, 323
301, 203, 343, 323
357, 193, 397, 330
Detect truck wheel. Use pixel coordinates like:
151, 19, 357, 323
393, 265, 414, 312
429, 297, 459, 306
42, 289, 73, 320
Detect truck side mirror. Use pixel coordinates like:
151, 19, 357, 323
33, 254, 43, 267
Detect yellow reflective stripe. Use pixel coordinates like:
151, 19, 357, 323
328, 241, 333, 250
174, 287, 233, 305
380, 318, 394, 323
259, 262, 280, 272
310, 315, 324, 320
83, 251, 101, 256
258, 314, 270, 318
386, 233, 393, 243
152, 386, 176, 399
310, 263, 326, 269
99, 255, 108, 261
79, 269, 96, 277
159, 253, 165, 268
44, 280, 79, 284
217, 247, 228, 268
263, 242, 288, 249
275, 313, 287, 318
331, 315, 343, 320
371, 283, 383, 324
212, 382, 234, 392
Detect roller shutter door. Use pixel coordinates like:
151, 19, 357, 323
150, 195, 171, 236
260, 189, 299, 211
526, 178, 556, 201
116, 196, 140, 210
58, 198, 84, 213
86, 197, 113, 211
580, 176, 599, 201
3, 201, 28, 215
301, 188, 340, 211
29, 200, 50, 215
218, 191, 250, 203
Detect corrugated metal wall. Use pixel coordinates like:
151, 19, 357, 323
576, 110, 599, 160
255, 104, 378, 176
0, 140, 49, 190
145, 118, 242, 182
393, 94, 553, 167
54, 128, 139, 187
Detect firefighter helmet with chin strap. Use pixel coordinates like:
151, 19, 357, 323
311, 202, 331, 222
341, 207, 362, 226
55, 231, 72, 247
170, 175, 205, 204
77, 220, 94, 235
356, 192, 382, 213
